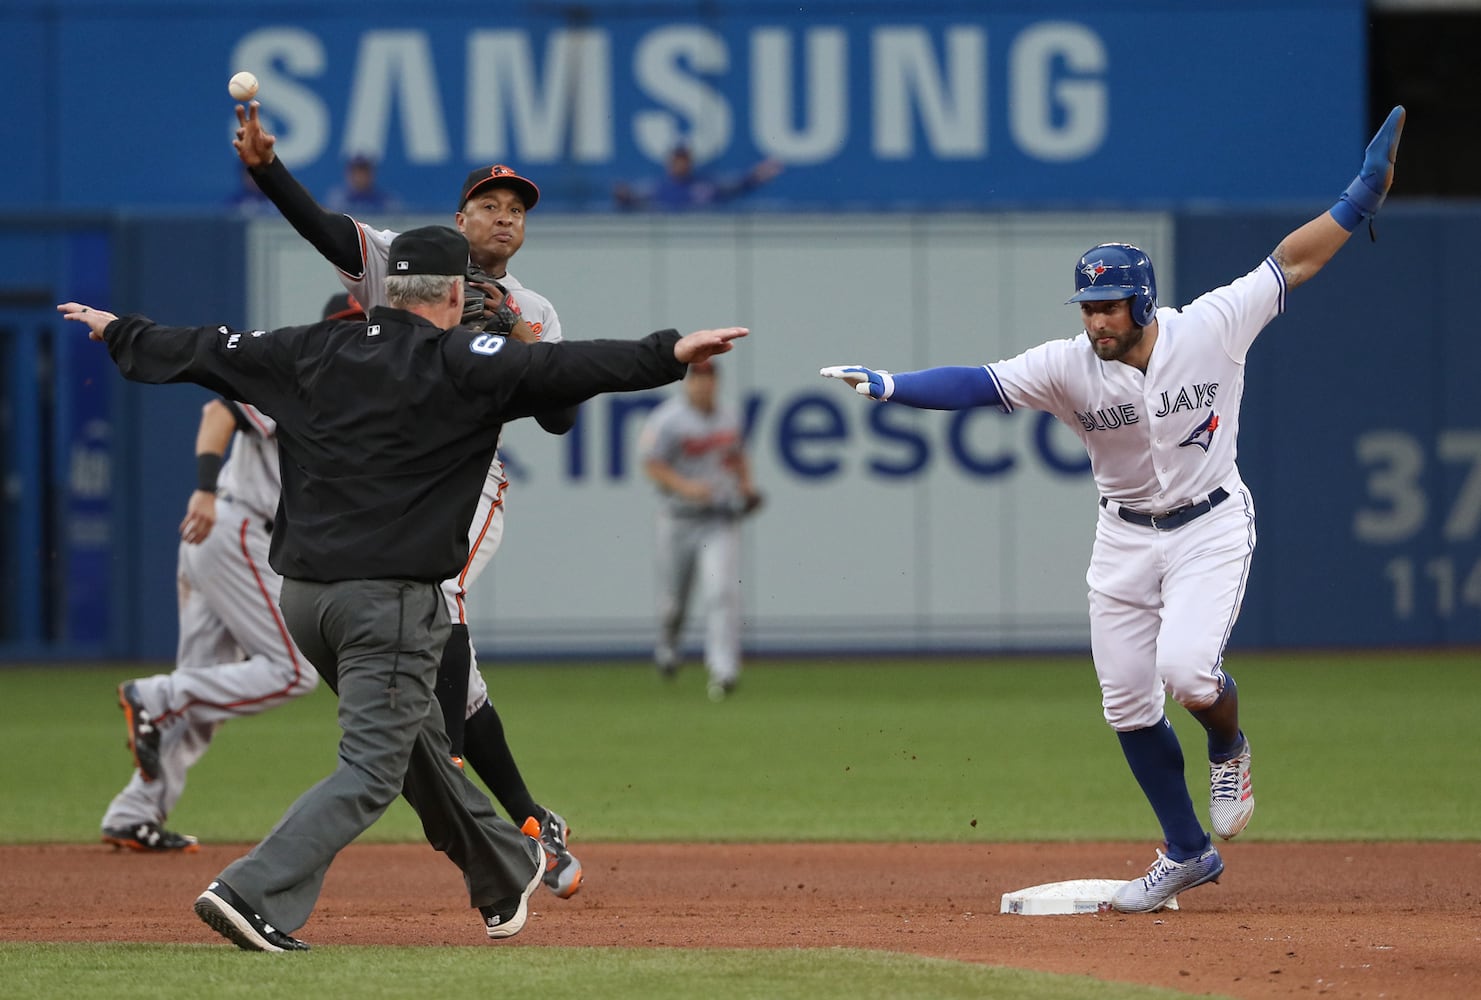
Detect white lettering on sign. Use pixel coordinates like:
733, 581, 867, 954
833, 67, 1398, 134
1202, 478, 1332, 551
231, 21, 1112, 169
467, 29, 613, 163
1010, 22, 1108, 162
633, 26, 733, 163
230, 28, 331, 164
872, 27, 985, 159
750, 28, 847, 164
344, 32, 450, 163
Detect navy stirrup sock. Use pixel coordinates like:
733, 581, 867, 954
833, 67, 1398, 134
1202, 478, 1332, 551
1192, 674, 1245, 762
1118, 719, 1208, 861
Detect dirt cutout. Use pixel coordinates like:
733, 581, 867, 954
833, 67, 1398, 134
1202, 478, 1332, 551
5, 841, 1478, 998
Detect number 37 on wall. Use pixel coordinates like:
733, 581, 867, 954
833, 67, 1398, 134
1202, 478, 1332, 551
1354, 429, 1481, 620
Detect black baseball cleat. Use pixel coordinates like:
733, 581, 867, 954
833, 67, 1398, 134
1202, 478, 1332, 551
194, 880, 310, 952
117, 682, 162, 781
102, 821, 200, 853
479, 839, 546, 939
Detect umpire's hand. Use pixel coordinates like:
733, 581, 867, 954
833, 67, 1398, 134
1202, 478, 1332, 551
57, 302, 118, 340
674, 327, 748, 365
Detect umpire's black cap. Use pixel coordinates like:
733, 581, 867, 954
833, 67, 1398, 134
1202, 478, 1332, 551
322, 292, 366, 321
459, 164, 540, 211
387, 226, 469, 278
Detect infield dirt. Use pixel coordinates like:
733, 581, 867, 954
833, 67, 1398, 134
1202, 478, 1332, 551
4, 841, 1477, 998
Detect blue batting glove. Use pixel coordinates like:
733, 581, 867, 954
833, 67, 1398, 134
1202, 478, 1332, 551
1331, 105, 1405, 232
819, 365, 895, 400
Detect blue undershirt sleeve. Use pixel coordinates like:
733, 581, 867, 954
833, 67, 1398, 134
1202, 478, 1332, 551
889, 366, 1003, 410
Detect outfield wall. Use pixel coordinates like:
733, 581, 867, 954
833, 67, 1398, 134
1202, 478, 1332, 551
3, 207, 1476, 659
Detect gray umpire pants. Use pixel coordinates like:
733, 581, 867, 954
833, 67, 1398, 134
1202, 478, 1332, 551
217, 577, 538, 934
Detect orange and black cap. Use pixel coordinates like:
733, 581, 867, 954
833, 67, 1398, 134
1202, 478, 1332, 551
459, 165, 540, 211
322, 291, 366, 321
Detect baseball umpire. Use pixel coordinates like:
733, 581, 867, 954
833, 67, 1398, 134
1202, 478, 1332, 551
822, 107, 1405, 913
233, 100, 583, 896
60, 225, 747, 950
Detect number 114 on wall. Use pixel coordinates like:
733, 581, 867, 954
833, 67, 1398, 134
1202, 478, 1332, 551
1383, 555, 1481, 620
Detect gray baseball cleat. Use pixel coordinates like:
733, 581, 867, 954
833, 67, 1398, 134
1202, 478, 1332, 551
521, 807, 583, 898
117, 682, 162, 781
1209, 739, 1255, 839
1111, 843, 1224, 913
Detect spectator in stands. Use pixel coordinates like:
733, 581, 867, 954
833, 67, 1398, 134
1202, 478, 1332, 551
326, 154, 402, 214
614, 144, 782, 211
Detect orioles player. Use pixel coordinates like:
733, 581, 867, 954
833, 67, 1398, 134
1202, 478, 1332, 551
98, 296, 360, 850
638, 359, 762, 701
823, 107, 1405, 913
231, 102, 581, 898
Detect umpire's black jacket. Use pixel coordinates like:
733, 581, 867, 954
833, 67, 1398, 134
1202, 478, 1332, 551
103, 306, 686, 583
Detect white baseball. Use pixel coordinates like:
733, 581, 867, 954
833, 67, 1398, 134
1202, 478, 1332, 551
228, 71, 259, 102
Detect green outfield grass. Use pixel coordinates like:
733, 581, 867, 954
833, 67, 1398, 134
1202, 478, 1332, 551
0, 651, 1473, 999
3, 652, 1476, 844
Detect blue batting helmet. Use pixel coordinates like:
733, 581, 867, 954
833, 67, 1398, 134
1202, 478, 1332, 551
1067, 243, 1157, 327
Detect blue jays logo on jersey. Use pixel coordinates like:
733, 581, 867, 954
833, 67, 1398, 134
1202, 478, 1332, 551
470, 333, 506, 356
1081, 260, 1110, 284
1178, 411, 1220, 451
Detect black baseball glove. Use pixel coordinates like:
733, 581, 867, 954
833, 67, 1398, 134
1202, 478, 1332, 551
741, 491, 764, 516
462, 264, 521, 334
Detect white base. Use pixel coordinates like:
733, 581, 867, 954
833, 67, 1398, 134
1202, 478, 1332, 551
999, 878, 1178, 915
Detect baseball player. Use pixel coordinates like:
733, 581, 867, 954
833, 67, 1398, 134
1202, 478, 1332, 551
98, 295, 360, 850
232, 101, 581, 897
638, 359, 761, 700
822, 107, 1405, 913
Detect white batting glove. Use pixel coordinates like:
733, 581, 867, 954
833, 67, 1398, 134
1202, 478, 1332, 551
819, 365, 894, 401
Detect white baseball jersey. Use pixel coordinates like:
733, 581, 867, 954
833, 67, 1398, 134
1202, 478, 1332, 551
987, 258, 1285, 512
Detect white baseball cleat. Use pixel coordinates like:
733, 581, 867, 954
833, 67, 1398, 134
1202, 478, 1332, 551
1209, 740, 1255, 840
1111, 844, 1224, 913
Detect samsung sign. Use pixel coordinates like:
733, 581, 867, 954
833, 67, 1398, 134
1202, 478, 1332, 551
234, 23, 1111, 168
14, 2, 1364, 211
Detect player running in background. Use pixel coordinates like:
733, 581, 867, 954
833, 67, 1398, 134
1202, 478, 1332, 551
638, 359, 762, 701
231, 100, 580, 897
822, 107, 1405, 913
99, 294, 361, 850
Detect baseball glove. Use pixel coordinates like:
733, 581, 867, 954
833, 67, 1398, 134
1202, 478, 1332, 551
741, 492, 764, 516
462, 264, 522, 334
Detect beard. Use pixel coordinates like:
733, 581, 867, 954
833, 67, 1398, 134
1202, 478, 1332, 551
1088, 323, 1145, 362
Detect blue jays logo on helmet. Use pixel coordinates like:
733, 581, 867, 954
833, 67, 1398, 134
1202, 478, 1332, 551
1081, 260, 1111, 284
1067, 242, 1158, 327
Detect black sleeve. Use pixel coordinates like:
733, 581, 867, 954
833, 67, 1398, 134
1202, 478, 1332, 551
103, 315, 272, 406
453, 329, 687, 418
220, 398, 256, 433
533, 404, 580, 435
249, 158, 365, 275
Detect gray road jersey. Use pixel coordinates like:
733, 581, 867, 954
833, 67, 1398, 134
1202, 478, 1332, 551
215, 402, 280, 522
638, 395, 745, 516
